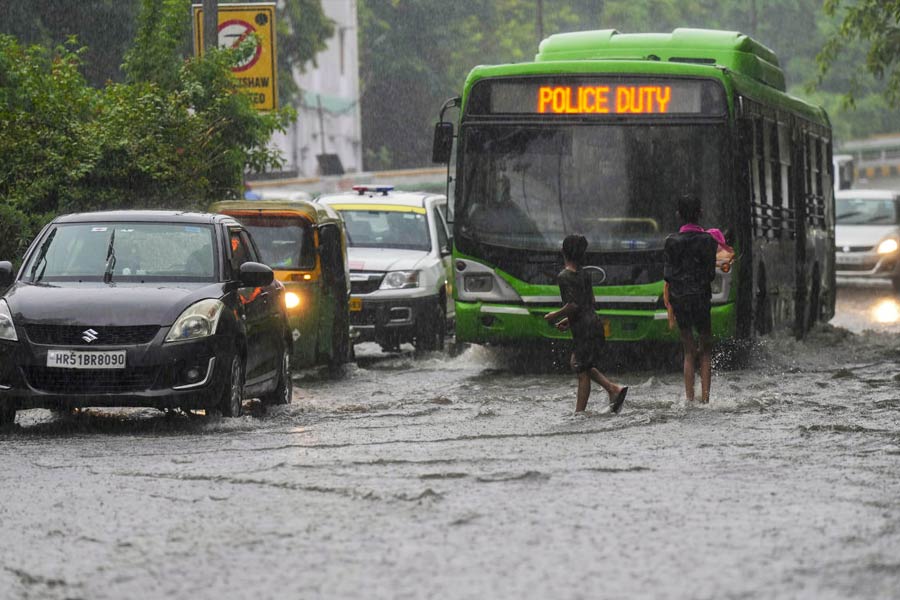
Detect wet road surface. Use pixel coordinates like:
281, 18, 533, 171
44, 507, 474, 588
2, 285, 900, 599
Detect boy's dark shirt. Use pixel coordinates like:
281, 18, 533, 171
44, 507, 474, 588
663, 230, 718, 299
558, 267, 601, 339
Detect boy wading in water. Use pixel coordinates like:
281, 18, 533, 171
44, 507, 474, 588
544, 234, 628, 413
664, 194, 719, 403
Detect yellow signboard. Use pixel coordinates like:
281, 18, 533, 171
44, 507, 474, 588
192, 3, 277, 111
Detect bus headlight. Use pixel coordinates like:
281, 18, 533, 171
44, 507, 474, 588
455, 259, 522, 303
877, 238, 899, 255
285, 292, 301, 309
464, 274, 494, 293
710, 270, 733, 305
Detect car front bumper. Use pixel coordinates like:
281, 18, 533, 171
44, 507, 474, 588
835, 250, 900, 280
0, 332, 234, 411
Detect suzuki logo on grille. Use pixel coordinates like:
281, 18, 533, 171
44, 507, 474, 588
82, 329, 99, 343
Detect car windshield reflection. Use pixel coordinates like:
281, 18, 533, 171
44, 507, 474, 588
24, 223, 217, 283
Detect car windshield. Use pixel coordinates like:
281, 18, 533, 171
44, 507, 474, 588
457, 124, 727, 252
25, 222, 217, 283
836, 197, 899, 225
338, 209, 431, 251
238, 215, 316, 270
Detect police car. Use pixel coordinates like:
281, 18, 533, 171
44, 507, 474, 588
317, 186, 453, 351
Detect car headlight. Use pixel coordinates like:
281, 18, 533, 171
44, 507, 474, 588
0, 300, 17, 342
285, 292, 301, 309
877, 238, 899, 255
165, 299, 224, 343
380, 271, 419, 290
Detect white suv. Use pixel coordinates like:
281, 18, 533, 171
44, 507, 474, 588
317, 186, 453, 351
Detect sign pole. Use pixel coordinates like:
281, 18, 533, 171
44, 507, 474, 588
202, 0, 218, 51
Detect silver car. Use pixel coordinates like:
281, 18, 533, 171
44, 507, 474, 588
835, 189, 900, 291
317, 186, 453, 352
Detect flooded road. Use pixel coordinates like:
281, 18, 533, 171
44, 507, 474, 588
2, 285, 900, 599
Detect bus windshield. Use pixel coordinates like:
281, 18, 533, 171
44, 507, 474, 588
239, 215, 316, 270
457, 124, 728, 253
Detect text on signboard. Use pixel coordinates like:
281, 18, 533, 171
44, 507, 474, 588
537, 85, 673, 114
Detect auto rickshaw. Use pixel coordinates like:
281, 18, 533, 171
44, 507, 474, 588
211, 199, 351, 371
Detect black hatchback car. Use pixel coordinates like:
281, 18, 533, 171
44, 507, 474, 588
0, 211, 293, 426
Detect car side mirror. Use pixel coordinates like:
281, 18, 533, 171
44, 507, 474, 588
238, 262, 274, 288
432, 122, 454, 163
0, 261, 13, 288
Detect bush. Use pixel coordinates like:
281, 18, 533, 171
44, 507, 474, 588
0, 30, 290, 261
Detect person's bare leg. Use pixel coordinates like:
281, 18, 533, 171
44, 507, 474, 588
680, 328, 697, 402
576, 371, 591, 412
699, 332, 712, 403
589, 368, 621, 400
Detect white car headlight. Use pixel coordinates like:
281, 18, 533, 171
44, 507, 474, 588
877, 238, 899, 255
165, 299, 224, 343
380, 271, 419, 290
0, 299, 17, 342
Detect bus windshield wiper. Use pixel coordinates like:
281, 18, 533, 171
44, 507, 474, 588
103, 229, 117, 284
29, 227, 57, 283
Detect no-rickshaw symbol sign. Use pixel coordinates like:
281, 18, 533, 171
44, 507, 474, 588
192, 3, 278, 111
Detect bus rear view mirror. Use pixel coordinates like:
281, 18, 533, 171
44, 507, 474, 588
432, 122, 454, 163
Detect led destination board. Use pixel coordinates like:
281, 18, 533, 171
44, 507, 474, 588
468, 77, 726, 116
538, 85, 671, 114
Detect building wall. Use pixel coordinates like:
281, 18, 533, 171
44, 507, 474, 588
270, 0, 362, 176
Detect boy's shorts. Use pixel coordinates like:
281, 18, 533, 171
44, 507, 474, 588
671, 295, 711, 335
570, 319, 605, 373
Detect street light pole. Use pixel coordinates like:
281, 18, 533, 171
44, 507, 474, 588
203, 0, 218, 52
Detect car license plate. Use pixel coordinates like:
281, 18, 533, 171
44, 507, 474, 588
46, 349, 127, 369
837, 254, 866, 265
349, 298, 363, 312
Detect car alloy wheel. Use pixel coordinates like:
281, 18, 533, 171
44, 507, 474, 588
221, 355, 244, 417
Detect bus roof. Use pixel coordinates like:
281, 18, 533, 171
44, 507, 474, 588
535, 28, 784, 91
461, 28, 828, 127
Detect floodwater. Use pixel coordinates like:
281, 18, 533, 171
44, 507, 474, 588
2, 286, 900, 599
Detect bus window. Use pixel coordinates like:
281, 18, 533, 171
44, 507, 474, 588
752, 119, 766, 237
762, 119, 776, 239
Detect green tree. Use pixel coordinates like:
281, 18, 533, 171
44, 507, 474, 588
0, 0, 140, 86
818, 0, 900, 106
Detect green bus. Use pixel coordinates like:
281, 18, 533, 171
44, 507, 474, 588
432, 28, 835, 348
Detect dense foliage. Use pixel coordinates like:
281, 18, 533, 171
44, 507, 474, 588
0, 36, 287, 262
0, 0, 334, 107
358, 0, 900, 170
818, 0, 900, 107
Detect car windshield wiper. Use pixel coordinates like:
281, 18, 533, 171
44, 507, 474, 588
29, 227, 57, 283
103, 228, 117, 284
